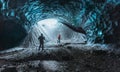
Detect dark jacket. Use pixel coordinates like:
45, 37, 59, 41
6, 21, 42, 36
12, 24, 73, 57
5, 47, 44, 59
38, 35, 45, 44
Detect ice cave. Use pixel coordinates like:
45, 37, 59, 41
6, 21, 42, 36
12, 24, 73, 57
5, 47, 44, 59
0, 0, 120, 72
0, 0, 120, 49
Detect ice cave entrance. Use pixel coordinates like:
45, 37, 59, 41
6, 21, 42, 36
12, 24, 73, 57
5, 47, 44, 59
37, 18, 86, 43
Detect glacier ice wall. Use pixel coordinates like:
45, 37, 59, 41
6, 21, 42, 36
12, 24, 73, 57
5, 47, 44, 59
0, 0, 120, 49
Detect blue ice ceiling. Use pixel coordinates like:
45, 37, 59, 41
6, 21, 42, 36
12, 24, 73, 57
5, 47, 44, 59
0, 0, 120, 49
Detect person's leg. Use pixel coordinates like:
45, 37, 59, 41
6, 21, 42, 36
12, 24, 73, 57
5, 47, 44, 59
39, 44, 41, 50
42, 43, 44, 50
59, 39, 60, 43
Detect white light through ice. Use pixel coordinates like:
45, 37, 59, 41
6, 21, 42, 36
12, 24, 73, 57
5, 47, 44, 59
37, 18, 60, 41
38, 18, 58, 29
21, 18, 87, 48
37, 18, 87, 43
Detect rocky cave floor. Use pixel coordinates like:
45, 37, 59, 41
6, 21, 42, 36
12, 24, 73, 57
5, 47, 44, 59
0, 43, 120, 72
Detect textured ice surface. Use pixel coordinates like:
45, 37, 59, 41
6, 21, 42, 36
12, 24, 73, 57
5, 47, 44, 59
21, 18, 87, 48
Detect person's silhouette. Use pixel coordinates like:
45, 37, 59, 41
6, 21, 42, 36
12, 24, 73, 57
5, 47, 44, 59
38, 33, 45, 50
57, 34, 61, 43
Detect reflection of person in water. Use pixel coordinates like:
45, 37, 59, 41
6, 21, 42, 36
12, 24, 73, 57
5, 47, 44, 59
38, 33, 45, 50
57, 34, 61, 43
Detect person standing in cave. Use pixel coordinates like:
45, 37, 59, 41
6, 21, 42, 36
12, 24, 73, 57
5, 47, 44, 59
38, 33, 45, 50
57, 34, 61, 44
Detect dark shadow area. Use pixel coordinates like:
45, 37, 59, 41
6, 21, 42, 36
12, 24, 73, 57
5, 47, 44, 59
0, 19, 27, 50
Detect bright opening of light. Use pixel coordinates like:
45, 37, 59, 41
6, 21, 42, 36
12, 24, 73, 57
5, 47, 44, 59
36, 18, 87, 43
37, 18, 60, 41
38, 18, 58, 29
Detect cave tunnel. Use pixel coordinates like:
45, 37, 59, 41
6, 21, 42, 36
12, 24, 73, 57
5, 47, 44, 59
0, 0, 120, 50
